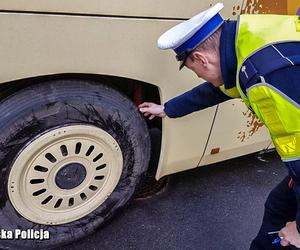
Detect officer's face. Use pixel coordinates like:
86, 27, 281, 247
185, 50, 223, 87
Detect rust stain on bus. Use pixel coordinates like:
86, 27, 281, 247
237, 109, 264, 142
233, 0, 289, 142
232, 0, 287, 16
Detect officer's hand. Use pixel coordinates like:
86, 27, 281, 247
279, 221, 300, 247
138, 102, 166, 120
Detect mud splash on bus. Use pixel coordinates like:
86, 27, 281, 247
237, 109, 264, 142
232, 0, 287, 16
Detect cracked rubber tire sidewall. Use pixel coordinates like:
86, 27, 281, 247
0, 80, 150, 249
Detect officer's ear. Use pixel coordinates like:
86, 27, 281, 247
191, 50, 208, 67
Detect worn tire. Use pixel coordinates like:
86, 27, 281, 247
0, 80, 150, 249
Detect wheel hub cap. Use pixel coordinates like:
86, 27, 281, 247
55, 163, 87, 190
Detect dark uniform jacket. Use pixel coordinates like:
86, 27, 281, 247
163, 20, 300, 119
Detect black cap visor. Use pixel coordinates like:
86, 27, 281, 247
176, 49, 193, 70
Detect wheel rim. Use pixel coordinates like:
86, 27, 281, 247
8, 125, 123, 225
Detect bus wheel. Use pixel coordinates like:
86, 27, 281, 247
0, 80, 150, 249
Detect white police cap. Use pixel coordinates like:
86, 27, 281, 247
157, 3, 224, 68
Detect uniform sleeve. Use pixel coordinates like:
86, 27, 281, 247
164, 82, 232, 118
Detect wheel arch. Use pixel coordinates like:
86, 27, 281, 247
0, 73, 161, 104
0, 73, 163, 178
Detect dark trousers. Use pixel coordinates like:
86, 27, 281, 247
250, 176, 298, 250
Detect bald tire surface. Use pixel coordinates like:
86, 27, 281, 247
0, 80, 150, 249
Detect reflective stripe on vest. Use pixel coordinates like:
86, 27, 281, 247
235, 14, 300, 160
247, 82, 300, 161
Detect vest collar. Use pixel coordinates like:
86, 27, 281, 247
220, 20, 237, 89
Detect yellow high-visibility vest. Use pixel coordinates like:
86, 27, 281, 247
235, 14, 300, 161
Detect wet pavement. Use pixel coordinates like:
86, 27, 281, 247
59, 151, 288, 250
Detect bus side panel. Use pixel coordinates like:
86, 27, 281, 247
0, 13, 217, 179
0, 0, 244, 19
199, 100, 271, 166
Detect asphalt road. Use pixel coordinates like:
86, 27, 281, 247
59, 151, 288, 250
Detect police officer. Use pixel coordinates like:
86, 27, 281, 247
139, 3, 300, 249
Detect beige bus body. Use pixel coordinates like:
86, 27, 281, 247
0, 0, 295, 181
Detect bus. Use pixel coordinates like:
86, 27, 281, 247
0, 0, 297, 248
